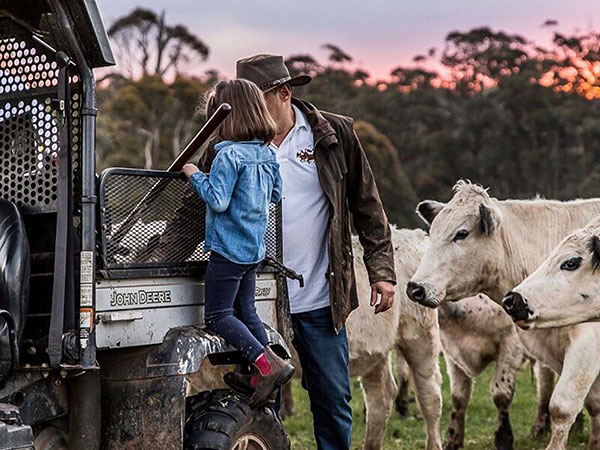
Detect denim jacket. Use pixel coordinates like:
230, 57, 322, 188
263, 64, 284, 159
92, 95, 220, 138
189, 139, 282, 264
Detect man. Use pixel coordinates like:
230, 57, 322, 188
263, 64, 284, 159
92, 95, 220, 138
203, 55, 396, 450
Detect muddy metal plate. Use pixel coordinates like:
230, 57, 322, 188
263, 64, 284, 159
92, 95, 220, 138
95, 274, 277, 349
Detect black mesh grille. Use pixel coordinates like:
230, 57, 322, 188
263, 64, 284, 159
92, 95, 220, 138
99, 169, 282, 269
70, 90, 82, 203
0, 27, 82, 213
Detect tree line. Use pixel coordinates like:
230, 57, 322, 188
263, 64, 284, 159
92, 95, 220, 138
97, 8, 600, 228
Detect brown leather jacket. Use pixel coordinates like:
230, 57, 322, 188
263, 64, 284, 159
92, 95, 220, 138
196, 98, 396, 331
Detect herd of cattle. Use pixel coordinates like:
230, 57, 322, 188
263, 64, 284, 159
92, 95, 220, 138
279, 180, 600, 450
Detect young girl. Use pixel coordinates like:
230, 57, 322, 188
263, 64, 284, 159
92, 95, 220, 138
182, 79, 294, 407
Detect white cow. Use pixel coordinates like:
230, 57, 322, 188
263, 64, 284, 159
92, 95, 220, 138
437, 295, 524, 450
283, 227, 545, 450
504, 215, 600, 329
348, 228, 443, 450
408, 180, 600, 450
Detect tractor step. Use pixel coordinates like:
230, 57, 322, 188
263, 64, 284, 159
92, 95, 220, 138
0, 403, 34, 450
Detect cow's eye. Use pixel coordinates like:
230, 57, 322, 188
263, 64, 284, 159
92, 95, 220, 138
560, 257, 582, 271
453, 229, 469, 242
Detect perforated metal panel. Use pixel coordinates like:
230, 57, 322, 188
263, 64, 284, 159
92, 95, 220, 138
99, 168, 282, 269
0, 22, 82, 213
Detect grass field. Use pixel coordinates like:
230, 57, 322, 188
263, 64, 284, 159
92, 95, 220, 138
284, 357, 590, 449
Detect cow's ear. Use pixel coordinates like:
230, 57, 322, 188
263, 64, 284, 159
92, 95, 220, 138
416, 201, 445, 226
591, 236, 600, 273
479, 203, 501, 235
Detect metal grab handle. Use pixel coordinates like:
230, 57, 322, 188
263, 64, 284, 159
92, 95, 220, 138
97, 311, 143, 323
167, 103, 232, 172
263, 256, 304, 288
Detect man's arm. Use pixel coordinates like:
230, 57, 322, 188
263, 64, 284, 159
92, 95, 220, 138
344, 120, 396, 312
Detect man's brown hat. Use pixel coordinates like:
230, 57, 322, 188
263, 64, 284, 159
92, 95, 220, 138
236, 54, 311, 92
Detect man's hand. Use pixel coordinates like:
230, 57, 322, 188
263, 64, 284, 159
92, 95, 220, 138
182, 163, 200, 178
370, 281, 395, 314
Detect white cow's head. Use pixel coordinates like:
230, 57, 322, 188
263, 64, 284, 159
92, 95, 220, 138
503, 216, 600, 329
407, 181, 504, 308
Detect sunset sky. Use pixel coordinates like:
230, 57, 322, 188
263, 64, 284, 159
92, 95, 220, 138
99, 0, 598, 80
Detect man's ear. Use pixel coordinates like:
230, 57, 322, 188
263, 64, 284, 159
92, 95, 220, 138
279, 84, 292, 102
416, 200, 445, 226
479, 203, 501, 235
590, 235, 600, 273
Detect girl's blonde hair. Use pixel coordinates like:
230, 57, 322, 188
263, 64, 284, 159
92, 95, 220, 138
206, 79, 277, 144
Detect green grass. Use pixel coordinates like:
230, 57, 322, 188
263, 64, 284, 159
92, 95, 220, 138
284, 357, 590, 449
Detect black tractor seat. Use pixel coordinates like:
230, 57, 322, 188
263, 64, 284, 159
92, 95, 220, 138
0, 199, 30, 382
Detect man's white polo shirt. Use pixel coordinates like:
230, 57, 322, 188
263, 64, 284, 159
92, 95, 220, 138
274, 104, 331, 314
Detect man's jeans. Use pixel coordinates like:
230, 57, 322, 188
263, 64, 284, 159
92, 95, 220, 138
291, 306, 352, 450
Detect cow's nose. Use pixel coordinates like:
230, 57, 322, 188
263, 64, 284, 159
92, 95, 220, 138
502, 291, 532, 321
502, 291, 518, 310
406, 282, 426, 303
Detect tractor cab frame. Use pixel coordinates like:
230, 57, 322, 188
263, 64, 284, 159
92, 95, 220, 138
0, 2, 293, 449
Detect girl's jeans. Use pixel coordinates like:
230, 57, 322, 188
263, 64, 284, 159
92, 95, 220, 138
204, 252, 269, 362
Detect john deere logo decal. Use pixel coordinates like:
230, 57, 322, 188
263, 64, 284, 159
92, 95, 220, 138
110, 289, 172, 307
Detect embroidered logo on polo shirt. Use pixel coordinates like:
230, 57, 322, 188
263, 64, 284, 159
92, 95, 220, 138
297, 148, 315, 164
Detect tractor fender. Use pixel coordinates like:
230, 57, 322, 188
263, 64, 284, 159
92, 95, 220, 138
145, 324, 291, 377
97, 324, 290, 381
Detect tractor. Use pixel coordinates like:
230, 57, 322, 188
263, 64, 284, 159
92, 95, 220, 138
0, 1, 295, 449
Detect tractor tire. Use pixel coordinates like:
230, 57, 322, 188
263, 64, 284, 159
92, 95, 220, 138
33, 425, 68, 450
184, 389, 290, 450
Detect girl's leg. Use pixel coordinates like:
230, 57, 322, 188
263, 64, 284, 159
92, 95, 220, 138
234, 263, 269, 346
204, 253, 265, 362
208, 255, 294, 407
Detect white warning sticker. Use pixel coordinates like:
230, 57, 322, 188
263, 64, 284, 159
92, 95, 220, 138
80, 285, 93, 307
80, 251, 94, 284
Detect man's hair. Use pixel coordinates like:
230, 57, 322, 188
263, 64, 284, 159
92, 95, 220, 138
206, 79, 277, 143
